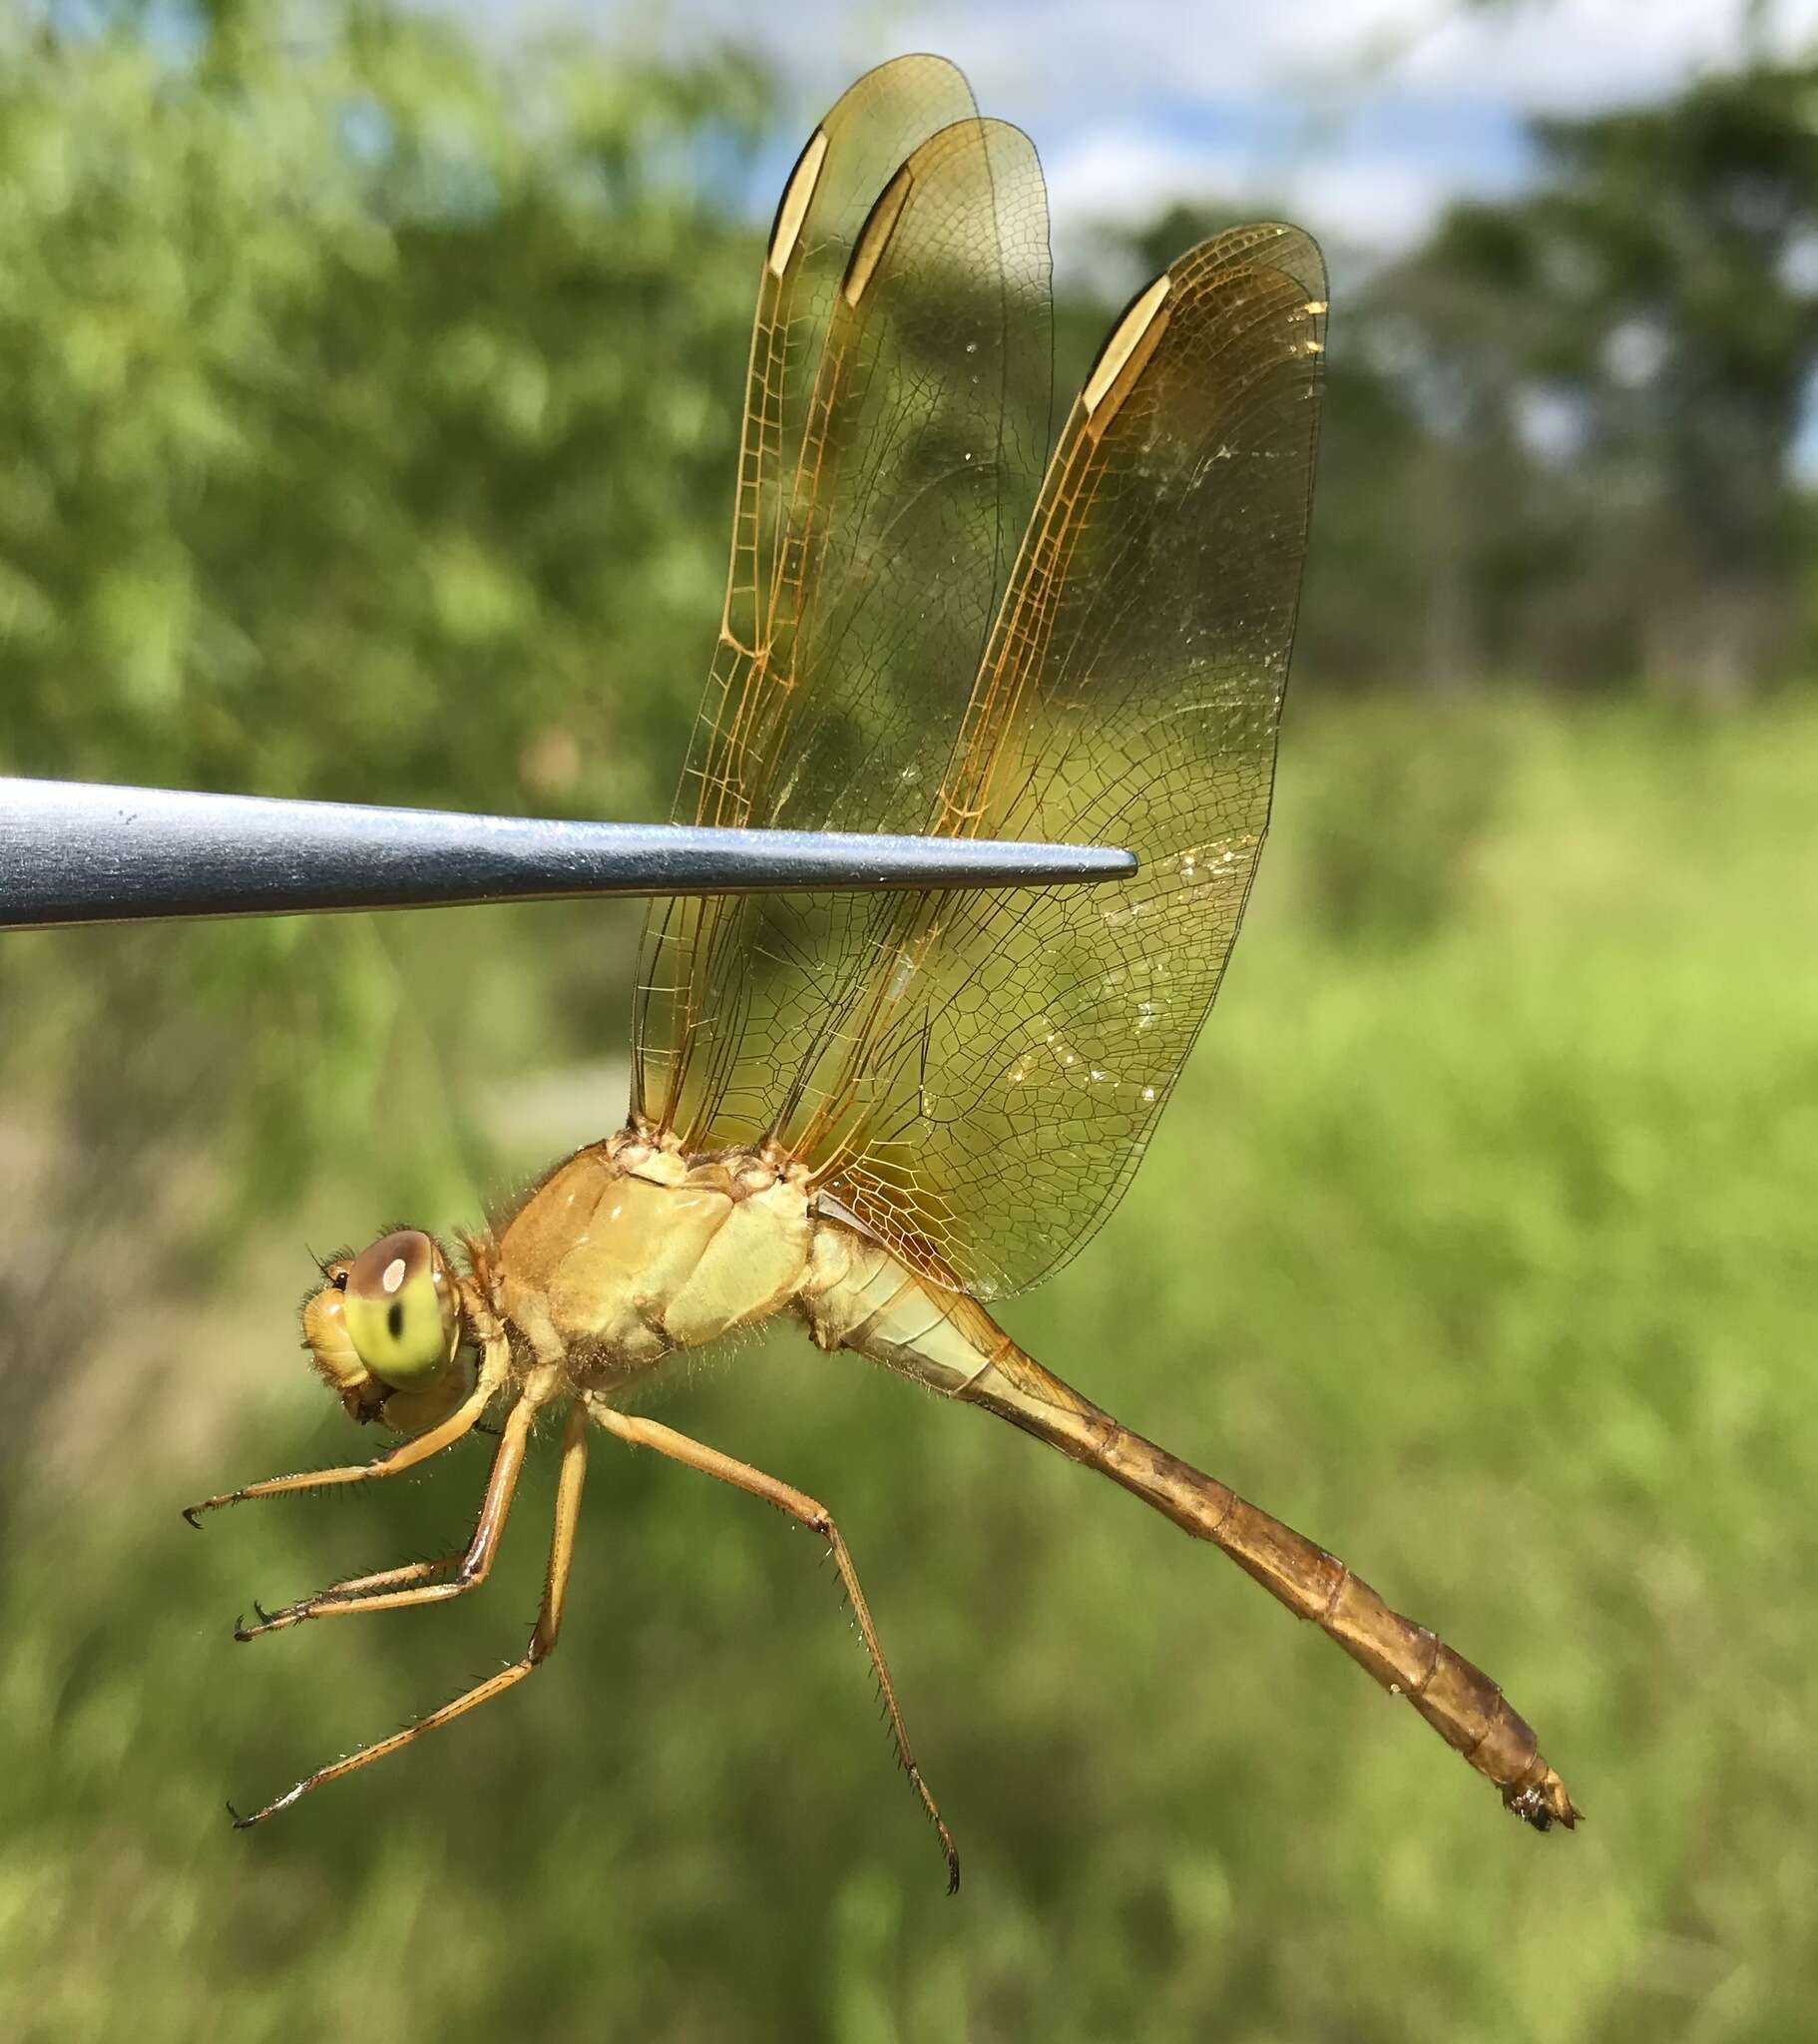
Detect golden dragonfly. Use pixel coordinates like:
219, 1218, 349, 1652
186, 53, 1580, 1882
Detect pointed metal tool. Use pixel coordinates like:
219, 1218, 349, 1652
0, 778, 1136, 932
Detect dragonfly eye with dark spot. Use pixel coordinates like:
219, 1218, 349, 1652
339, 1229, 461, 1391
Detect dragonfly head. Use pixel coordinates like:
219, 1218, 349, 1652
301, 1228, 470, 1434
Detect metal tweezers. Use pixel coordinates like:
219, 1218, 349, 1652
0, 777, 1135, 932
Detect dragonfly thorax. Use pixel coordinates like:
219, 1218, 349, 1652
487, 1129, 817, 1389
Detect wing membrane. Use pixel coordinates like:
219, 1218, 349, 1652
635, 55, 984, 1132
634, 77, 1054, 1142
636, 63, 1322, 1298
805, 228, 1326, 1296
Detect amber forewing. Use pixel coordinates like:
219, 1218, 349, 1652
635, 74, 1053, 1147
634, 53, 1007, 1130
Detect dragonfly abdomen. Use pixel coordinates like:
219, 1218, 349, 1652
800, 1222, 1579, 1829
797, 1224, 1011, 1393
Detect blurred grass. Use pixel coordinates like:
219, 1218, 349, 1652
4, 689, 1818, 2041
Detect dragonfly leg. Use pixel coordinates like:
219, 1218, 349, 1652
589, 1401, 960, 1893
255, 1553, 465, 1614
234, 1392, 535, 1640
229, 1398, 589, 1829
182, 1338, 510, 1526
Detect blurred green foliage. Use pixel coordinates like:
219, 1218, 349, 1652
5, 5, 1818, 2041
8, 696, 1818, 2041
0, 1, 765, 1455
0, 0, 763, 806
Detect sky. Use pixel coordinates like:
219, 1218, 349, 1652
471, 0, 1818, 273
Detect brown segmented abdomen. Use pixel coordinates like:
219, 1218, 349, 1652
799, 1217, 1579, 1830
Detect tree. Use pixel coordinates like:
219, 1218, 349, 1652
1530, 63, 1818, 697
1356, 58, 1818, 700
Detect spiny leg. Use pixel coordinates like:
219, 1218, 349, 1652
590, 1402, 959, 1893
183, 1341, 510, 1527
230, 1399, 589, 1829
256, 1553, 463, 1615
235, 1393, 535, 1640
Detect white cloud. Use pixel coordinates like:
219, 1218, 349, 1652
1289, 149, 1473, 251
1039, 127, 1257, 232
1036, 125, 1487, 270
446, 0, 1818, 259
570, 0, 1818, 122
1396, 0, 1818, 110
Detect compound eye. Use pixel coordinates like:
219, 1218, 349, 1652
339, 1230, 460, 1390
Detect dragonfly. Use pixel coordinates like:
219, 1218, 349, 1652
186, 53, 1580, 1883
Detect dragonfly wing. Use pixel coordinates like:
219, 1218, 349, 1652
816, 227, 1327, 1295
635, 76, 1054, 1144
